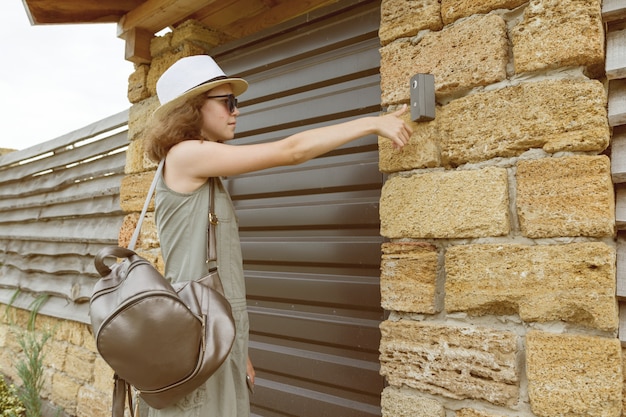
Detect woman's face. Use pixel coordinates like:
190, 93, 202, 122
199, 83, 240, 142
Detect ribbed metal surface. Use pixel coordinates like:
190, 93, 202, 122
212, 1, 384, 415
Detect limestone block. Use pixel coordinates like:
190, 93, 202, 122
53, 319, 84, 346
379, 320, 519, 406
516, 155, 615, 238
441, 0, 527, 24
51, 372, 81, 414
381, 242, 439, 313
150, 32, 172, 58
119, 171, 156, 213
42, 339, 67, 370
64, 345, 95, 383
81, 323, 97, 353
125, 135, 156, 176
171, 20, 222, 50
93, 356, 114, 393
146, 44, 207, 96
456, 409, 508, 417
378, 110, 441, 173
76, 385, 110, 417
379, 0, 443, 46
380, 14, 508, 105
511, 0, 604, 74
445, 242, 618, 331
526, 330, 622, 417
380, 167, 509, 238
381, 386, 444, 417
118, 211, 159, 249
439, 79, 609, 167
128, 64, 150, 104
127, 96, 159, 143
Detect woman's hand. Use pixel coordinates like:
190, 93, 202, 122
376, 104, 413, 150
246, 356, 255, 385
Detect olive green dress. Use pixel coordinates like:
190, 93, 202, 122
147, 168, 250, 417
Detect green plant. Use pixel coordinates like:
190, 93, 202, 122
0, 376, 25, 417
5, 293, 54, 417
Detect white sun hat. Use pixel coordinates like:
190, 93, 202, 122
153, 55, 248, 119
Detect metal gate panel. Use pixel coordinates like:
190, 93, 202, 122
210, 1, 384, 415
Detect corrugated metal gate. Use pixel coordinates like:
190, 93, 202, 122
211, 1, 384, 416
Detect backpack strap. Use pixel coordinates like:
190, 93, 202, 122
112, 374, 134, 417
128, 160, 164, 251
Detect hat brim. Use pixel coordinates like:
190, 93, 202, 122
152, 77, 248, 120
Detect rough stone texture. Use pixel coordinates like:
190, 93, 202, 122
381, 242, 439, 313
380, 167, 509, 239
379, 0, 443, 46
51, 372, 81, 414
119, 170, 155, 213
93, 356, 114, 393
146, 44, 207, 96
127, 95, 159, 143
171, 19, 222, 50
445, 242, 618, 331
441, 0, 527, 24
118, 211, 159, 249
380, 14, 508, 105
128, 64, 150, 104
516, 155, 615, 238
378, 110, 440, 173
511, 0, 605, 75
456, 409, 508, 417
63, 344, 95, 382
526, 331, 622, 417
439, 79, 610, 167
381, 386, 444, 417
124, 135, 154, 175
76, 385, 110, 417
379, 320, 519, 406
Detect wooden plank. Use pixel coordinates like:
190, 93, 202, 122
0, 195, 123, 223
611, 126, 626, 183
0, 131, 127, 184
0, 216, 124, 243
0, 110, 127, 168
615, 186, 626, 230
0, 239, 111, 258
0, 289, 90, 325
607, 27, 626, 80
0, 265, 95, 302
603, 0, 626, 23
0, 152, 125, 199
1, 252, 97, 277
620, 303, 626, 346
0, 172, 123, 213
117, 0, 216, 39
609, 79, 626, 127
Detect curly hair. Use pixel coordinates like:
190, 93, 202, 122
145, 93, 208, 162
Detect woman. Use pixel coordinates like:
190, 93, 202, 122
144, 55, 411, 416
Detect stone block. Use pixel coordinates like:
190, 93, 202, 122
42, 339, 67, 370
381, 386, 444, 417
125, 135, 154, 175
150, 32, 172, 58
441, 0, 527, 24
118, 211, 159, 249
445, 242, 618, 331
380, 14, 508, 105
76, 385, 110, 417
511, 0, 604, 75
439, 79, 609, 167
51, 372, 81, 414
456, 409, 508, 417
379, 0, 443, 46
516, 155, 615, 238
526, 330, 622, 416
171, 20, 222, 50
380, 167, 509, 238
64, 345, 95, 383
127, 96, 159, 143
379, 320, 519, 406
128, 64, 150, 104
146, 45, 207, 97
381, 242, 439, 313
119, 171, 156, 213
378, 110, 440, 173
93, 356, 114, 393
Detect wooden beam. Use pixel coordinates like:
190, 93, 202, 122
117, 0, 218, 39
611, 127, 626, 183
123, 27, 154, 64
603, 0, 626, 23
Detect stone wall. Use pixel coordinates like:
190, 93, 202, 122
0, 307, 112, 417
377, 0, 621, 416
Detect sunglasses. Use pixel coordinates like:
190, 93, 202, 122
206, 94, 238, 113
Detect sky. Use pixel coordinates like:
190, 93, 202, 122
0, 1, 134, 151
